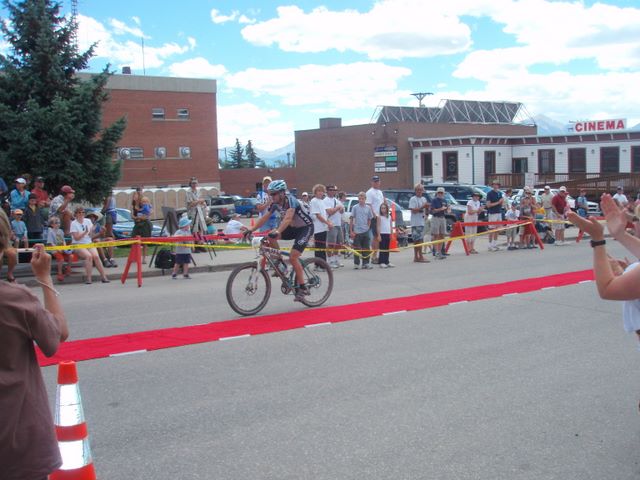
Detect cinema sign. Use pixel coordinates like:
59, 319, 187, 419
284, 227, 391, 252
573, 118, 627, 133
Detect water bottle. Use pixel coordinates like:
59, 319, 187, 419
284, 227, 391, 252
276, 259, 287, 276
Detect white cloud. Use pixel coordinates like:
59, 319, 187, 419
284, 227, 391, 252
167, 57, 227, 79
187, 37, 197, 49
238, 14, 256, 25
109, 18, 148, 39
225, 62, 412, 109
210, 9, 239, 24
217, 103, 294, 151
77, 14, 191, 71
241, 2, 472, 60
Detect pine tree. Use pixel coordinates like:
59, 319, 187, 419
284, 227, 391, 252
244, 140, 260, 169
228, 138, 244, 169
0, 0, 126, 204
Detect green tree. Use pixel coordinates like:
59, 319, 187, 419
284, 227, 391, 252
0, 0, 126, 204
227, 138, 244, 169
244, 139, 260, 169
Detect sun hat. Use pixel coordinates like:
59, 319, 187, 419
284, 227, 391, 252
86, 211, 103, 222
179, 217, 191, 228
13, 209, 23, 215
262, 176, 272, 183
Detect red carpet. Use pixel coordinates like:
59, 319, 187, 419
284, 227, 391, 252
37, 269, 594, 366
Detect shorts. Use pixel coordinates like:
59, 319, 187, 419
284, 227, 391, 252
131, 219, 152, 238
551, 211, 566, 230
53, 251, 71, 262
411, 225, 425, 243
175, 253, 191, 265
106, 210, 117, 225
488, 213, 502, 229
326, 225, 343, 249
431, 216, 447, 236
281, 224, 313, 253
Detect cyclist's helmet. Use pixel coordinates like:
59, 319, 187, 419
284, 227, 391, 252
267, 179, 287, 194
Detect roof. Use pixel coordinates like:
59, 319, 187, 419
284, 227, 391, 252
374, 99, 535, 126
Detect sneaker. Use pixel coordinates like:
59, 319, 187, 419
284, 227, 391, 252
171, 273, 177, 279
183, 274, 191, 279
102, 258, 111, 268
354, 265, 360, 270
294, 286, 309, 302
109, 259, 118, 268
379, 263, 388, 269
363, 264, 373, 269
387, 263, 395, 268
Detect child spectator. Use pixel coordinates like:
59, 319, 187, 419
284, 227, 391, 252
70, 207, 110, 284
86, 211, 117, 268
223, 213, 248, 243
10, 209, 28, 248
349, 192, 374, 269
23, 193, 47, 242
519, 195, 535, 249
46, 217, 72, 282
504, 203, 520, 250
172, 216, 193, 279
376, 202, 394, 268
131, 196, 152, 264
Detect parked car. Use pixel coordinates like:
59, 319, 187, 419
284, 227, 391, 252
85, 207, 164, 239
206, 196, 236, 222
423, 182, 488, 205
511, 188, 600, 215
233, 197, 258, 217
342, 196, 410, 226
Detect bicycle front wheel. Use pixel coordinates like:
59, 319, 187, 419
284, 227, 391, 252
299, 258, 333, 307
226, 262, 271, 316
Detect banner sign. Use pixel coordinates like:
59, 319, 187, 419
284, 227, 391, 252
572, 119, 626, 133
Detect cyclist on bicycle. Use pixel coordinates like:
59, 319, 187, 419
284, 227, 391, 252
245, 180, 314, 302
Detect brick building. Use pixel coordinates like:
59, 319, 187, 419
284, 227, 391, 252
294, 100, 537, 193
86, 73, 220, 189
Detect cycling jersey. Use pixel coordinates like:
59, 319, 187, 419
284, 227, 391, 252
269, 194, 313, 229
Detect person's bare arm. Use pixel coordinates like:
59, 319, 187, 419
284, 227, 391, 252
31, 244, 68, 341
600, 194, 640, 258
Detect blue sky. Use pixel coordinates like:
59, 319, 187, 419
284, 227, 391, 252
3, 0, 640, 150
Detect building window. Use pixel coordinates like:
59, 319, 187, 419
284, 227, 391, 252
152, 108, 165, 120
568, 148, 586, 173
601, 147, 619, 173
512, 157, 528, 173
177, 108, 190, 120
443, 151, 458, 182
484, 151, 496, 175
421, 152, 433, 177
632, 146, 640, 172
179, 146, 191, 159
154, 147, 167, 159
538, 149, 555, 174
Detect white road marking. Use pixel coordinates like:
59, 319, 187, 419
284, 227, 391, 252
382, 310, 407, 316
110, 349, 147, 357
502, 293, 519, 297
542, 286, 556, 290
304, 322, 332, 328
219, 334, 251, 341
448, 301, 468, 306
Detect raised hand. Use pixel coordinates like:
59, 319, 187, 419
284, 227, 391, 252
567, 211, 604, 239
600, 194, 628, 239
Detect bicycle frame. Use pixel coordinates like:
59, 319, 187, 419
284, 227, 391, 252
255, 237, 319, 293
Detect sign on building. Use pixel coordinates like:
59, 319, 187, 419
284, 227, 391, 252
571, 119, 627, 133
374, 146, 398, 172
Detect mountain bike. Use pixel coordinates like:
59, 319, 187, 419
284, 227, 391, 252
225, 236, 334, 316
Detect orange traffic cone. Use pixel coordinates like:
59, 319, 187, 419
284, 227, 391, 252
390, 203, 400, 252
50, 361, 97, 480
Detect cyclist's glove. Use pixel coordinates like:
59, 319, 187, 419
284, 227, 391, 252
268, 230, 279, 239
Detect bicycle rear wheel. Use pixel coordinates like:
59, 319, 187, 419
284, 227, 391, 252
299, 258, 333, 307
226, 262, 271, 316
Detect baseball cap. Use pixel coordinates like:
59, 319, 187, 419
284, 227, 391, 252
472, 191, 481, 197
61, 185, 75, 194
559, 186, 567, 192
301, 191, 309, 196
263, 176, 272, 183
35, 176, 44, 182
617, 185, 623, 190
372, 175, 380, 181
544, 185, 550, 190
491, 179, 500, 185
15, 177, 26, 184
436, 187, 445, 193
13, 209, 23, 215
326, 185, 337, 191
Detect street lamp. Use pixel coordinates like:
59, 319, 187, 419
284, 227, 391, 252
470, 137, 477, 184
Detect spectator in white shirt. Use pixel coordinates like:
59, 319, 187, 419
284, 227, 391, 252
309, 184, 333, 263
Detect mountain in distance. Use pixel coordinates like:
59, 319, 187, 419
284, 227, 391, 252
218, 142, 295, 167
532, 114, 568, 135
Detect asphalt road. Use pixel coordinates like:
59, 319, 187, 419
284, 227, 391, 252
39, 237, 640, 479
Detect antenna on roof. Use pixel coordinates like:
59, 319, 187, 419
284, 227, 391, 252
70, 0, 78, 51
411, 92, 433, 108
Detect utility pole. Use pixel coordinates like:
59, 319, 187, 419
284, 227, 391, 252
410, 92, 433, 108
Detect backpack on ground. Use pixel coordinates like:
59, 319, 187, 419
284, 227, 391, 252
154, 248, 175, 270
